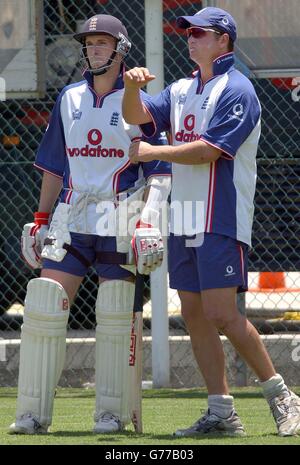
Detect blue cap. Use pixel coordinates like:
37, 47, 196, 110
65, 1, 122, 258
177, 7, 237, 42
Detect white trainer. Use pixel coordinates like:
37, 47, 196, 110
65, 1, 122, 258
174, 409, 246, 437
269, 390, 300, 436
93, 412, 124, 434
9, 413, 48, 435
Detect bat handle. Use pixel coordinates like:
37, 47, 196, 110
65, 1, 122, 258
133, 271, 144, 314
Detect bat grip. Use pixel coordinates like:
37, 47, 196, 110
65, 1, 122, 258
133, 271, 144, 314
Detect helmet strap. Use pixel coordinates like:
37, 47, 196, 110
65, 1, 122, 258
82, 41, 119, 76
91, 50, 117, 76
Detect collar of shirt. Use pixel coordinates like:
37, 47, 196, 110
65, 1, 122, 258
193, 52, 235, 94
193, 52, 235, 81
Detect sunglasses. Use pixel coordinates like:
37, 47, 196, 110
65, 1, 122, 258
186, 27, 222, 39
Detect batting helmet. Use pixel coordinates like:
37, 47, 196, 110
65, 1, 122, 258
74, 14, 131, 58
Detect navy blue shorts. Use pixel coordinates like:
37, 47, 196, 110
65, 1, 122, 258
168, 233, 248, 293
43, 232, 133, 279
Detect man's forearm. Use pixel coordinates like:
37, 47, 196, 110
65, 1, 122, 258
147, 140, 222, 165
38, 171, 63, 212
122, 88, 151, 124
141, 176, 171, 228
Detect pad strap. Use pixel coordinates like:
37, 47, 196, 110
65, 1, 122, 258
96, 251, 131, 265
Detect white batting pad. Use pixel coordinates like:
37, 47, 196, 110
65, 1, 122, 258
16, 278, 70, 428
95, 280, 135, 424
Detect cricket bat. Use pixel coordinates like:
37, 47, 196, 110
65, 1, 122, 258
129, 271, 144, 433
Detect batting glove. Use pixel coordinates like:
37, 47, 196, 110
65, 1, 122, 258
131, 219, 164, 275
21, 212, 49, 269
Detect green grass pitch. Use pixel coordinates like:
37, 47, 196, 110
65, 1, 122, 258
1, 387, 299, 445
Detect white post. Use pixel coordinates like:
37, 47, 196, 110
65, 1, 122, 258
144, 0, 164, 95
145, 0, 170, 388
149, 238, 170, 388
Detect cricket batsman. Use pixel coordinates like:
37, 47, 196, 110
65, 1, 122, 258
9, 14, 171, 435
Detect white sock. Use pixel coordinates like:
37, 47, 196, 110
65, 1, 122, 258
260, 373, 289, 401
208, 395, 234, 419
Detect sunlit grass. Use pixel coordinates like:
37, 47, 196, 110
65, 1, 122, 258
1, 387, 299, 445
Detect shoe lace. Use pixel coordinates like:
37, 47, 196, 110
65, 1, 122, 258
270, 395, 298, 423
99, 412, 119, 424
20, 413, 42, 430
194, 409, 208, 425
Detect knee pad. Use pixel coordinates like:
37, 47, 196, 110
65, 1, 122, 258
16, 278, 69, 428
95, 280, 134, 424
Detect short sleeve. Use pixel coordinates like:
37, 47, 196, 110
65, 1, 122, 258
201, 78, 261, 159
34, 91, 66, 177
139, 86, 172, 137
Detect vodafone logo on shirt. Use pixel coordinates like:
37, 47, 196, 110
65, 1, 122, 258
88, 129, 102, 145
67, 129, 125, 158
184, 114, 195, 131
175, 114, 201, 142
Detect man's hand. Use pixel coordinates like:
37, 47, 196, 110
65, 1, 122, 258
21, 212, 49, 269
124, 67, 156, 89
129, 141, 157, 164
122, 67, 154, 125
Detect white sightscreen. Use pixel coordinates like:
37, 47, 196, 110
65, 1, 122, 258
0, 0, 45, 97
207, 0, 300, 77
